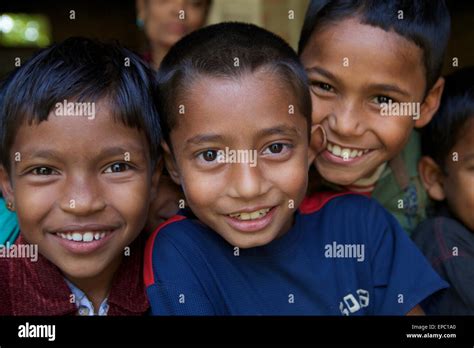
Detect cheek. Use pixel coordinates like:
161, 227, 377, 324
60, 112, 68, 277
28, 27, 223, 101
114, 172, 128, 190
445, 171, 474, 228
185, 9, 205, 28
310, 95, 329, 124
14, 183, 57, 238
181, 169, 221, 211
104, 177, 152, 226
372, 117, 413, 152
264, 152, 308, 201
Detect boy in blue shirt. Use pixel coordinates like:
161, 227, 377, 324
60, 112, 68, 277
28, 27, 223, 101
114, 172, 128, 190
145, 22, 447, 315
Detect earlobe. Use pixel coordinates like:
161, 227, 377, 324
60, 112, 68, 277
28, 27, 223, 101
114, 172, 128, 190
161, 141, 181, 186
0, 166, 14, 205
418, 156, 445, 201
416, 77, 445, 128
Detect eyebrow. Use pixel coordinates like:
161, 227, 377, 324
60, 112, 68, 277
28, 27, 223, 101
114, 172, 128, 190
306, 66, 411, 97
305, 66, 341, 85
185, 125, 301, 146
25, 145, 145, 161
186, 134, 225, 145
255, 125, 301, 138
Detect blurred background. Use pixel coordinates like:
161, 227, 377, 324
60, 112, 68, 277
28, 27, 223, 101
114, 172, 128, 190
0, 0, 473, 78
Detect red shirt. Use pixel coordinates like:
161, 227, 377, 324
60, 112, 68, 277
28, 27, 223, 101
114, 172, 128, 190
0, 235, 149, 315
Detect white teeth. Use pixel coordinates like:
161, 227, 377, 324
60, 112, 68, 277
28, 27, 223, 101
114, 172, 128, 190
326, 141, 369, 159
229, 208, 271, 220
57, 231, 110, 242
72, 232, 82, 241
83, 232, 94, 242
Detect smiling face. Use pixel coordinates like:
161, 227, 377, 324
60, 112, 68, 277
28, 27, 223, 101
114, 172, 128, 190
164, 72, 310, 248
300, 17, 431, 186
0, 100, 158, 283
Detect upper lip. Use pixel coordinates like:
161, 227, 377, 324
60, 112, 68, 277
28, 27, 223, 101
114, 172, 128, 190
50, 224, 120, 234
227, 206, 275, 215
327, 139, 372, 151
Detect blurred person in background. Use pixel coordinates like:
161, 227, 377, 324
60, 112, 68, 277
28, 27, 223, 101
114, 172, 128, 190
136, 0, 212, 69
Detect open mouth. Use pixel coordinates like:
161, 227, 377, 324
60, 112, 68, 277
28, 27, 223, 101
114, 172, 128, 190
228, 208, 271, 221
51, 225, 120, 254
326, 141, 370, 159
225, 206, 277, 233
55, 231, 114, 243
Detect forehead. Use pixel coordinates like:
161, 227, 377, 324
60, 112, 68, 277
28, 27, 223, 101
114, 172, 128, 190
173, 73, 307, 142
301, 17, 426, 91
13, 100, 147, 157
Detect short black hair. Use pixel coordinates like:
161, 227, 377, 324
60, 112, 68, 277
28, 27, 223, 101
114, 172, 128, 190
157, 22, 312, 146
0, 37, 161, 172
298, 0, 451, 91
421, 66, 474, 171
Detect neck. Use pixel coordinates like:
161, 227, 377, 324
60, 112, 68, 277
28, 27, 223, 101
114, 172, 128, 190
65, 254, 123, 312
150, 43, 169, 69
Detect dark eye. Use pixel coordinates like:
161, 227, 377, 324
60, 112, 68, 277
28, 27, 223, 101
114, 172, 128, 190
311, 82, 334, 93
32, 167, 55, 175
200, 150, 218, 162
373, 95, 394, 104
262, 143, 292, 157
269, 143, 283, 154
104, 163, 130, 173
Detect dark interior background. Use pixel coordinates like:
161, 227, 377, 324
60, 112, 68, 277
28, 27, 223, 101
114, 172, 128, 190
0, 0, 473, 79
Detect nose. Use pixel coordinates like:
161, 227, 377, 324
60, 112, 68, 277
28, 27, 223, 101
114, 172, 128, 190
60, 174, 106, 216
327, 99, 365, 138
227, 162, 269, 201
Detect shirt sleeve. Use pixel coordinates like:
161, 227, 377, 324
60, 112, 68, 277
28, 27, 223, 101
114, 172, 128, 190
145, 230, 216, 316
368, 201, 449, 315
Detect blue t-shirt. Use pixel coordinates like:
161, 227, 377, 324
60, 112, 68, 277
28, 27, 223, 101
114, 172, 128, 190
145, 193, 447, 315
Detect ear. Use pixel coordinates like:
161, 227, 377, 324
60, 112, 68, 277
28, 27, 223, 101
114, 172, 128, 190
161, 141, 181, 186
418, 156, 445, 201
149, 158, 163, 202
0, 165, 14, 205
415, 77, 445, 128
308, 124, 327, 167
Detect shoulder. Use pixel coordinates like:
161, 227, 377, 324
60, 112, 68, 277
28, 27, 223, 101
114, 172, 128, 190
300, 191, 392, 233
144, 212, 213, 287
300, 191, 374, 214
413, 215, 474, 261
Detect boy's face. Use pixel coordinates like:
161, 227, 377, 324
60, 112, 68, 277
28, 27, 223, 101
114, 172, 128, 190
165, 73, 310, 249
300, 17, 430, 186
0, 100, 158, 282
442, 118, 474, 231
139, 0, 209, 49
